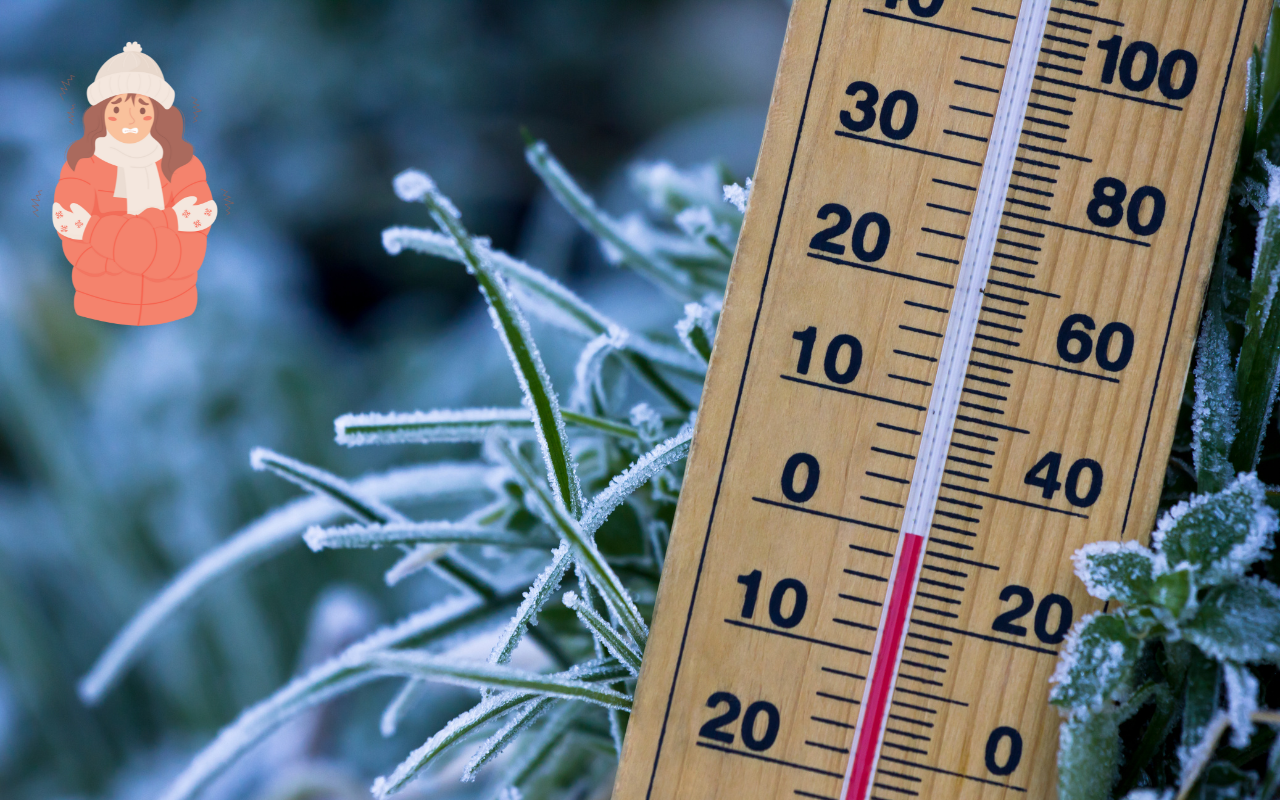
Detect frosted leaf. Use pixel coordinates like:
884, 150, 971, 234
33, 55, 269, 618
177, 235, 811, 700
579, 422, 694, 537
393, 169, 435, 203
1223, 663, 1259, 748
1050, 613, 1141, 714
675, 206, 735, 253
380, 678, 427, 737
304, 520, 555, 552
1072, 541, 1156, 605
1182, 577, 1280, 664
462, 697, 555, 780
487, 544, 574, 666
250, 447, 409, 524
372, 690, 538, 798
723, 178, 754, 213
629, 403, 664, 445
1191, 305, 1239, 491
1121, 791, 1174, 800
526, 141, 695, 299
1178, 711, 1231, 790
490, 701, 579, 794
367, 650, 632, 708
569, 329, 628, 413
676, 302, 717, 364
79, 462, 494, 703
1057, 709, 1123, 800
563, 590, 643, 673
336, 408, 535, 446
631, 161, 730, 218
1151, 473, 1276, 583
155, 595, 484, 800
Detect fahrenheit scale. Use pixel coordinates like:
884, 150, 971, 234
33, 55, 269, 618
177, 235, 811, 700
615, 2, 1269, 800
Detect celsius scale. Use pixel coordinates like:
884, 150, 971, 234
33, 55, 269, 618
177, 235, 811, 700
614, 1, 1270, 799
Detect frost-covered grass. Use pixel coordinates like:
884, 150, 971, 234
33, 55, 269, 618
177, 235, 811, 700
79, 22, 1280, 800
1050, 28, 1280, 800
80, 138, 742, 799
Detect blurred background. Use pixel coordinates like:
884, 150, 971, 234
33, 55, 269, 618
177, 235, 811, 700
0, 1, 786, 797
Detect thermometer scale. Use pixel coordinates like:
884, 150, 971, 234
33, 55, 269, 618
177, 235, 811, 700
614, 2, 1269, 800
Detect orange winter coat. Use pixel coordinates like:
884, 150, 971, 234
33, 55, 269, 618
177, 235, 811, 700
55, 155, 211, 325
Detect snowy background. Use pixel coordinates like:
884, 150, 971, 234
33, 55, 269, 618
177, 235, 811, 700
0, 1, 785, 797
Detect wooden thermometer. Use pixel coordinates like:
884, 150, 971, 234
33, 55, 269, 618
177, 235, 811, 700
615, 1, 1270, 799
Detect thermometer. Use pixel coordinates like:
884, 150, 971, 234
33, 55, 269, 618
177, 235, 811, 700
614, 2, 1269, 799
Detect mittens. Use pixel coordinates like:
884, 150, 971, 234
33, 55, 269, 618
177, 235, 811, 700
171, 196, 217, 232
52, 202, 92, 241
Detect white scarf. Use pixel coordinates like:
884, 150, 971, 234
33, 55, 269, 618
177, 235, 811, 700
94, 135, 165, 215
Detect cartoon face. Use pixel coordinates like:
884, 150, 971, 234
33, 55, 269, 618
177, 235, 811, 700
104, 95, 155, 143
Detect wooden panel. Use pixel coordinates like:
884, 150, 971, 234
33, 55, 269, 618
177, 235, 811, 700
615, 2, 1269, 800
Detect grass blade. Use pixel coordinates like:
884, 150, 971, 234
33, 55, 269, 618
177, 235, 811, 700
374, 691, 543, 798
1233, 175, 1280, 471
252, 447, 408, 524
579, 423, 694, 536
462, 697, 557, 780
305, 521, 557, 552
488, 701, 579, 798
156, 594, 507, 800
380, 678, 427, 737
382, 225, 704, 383
368, 651, 630, 708
495, 440, 649, 648
336, 408, 640, 445
525, 140, 696, 300
78, 463, 494, 703
562, 591, 642, 673
394, 170, 583, 519
487, 543, 574, 666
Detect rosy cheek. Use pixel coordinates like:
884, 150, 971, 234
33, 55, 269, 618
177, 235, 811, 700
143, 116, 151, 121
108, 117, 116, 121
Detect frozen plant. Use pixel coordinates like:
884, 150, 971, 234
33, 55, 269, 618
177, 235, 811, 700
80, 140, 742, 799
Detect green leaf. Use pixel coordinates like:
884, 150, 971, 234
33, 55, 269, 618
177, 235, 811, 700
1180, 649, 1223, 775
1192, 302, 1239, 493
154, 594, 517, 800
1182, 577, 1280, 664
368, 651, 632, 709
563, 590, 643, 673
488, 701, 579, 798
1258, 730, 1280, 800
1151, 473, 1277, 583
462, 697, 558, 780
1058, 709, 1124, 800
381, 224, 706, 405
525, 140, 697, 300
251, 447, 409, 524
496, 439, 650, 648
1072, 540, 1157, 605
393, 170, 584, 519
1231, 193, 1280, 472
78, 462, 494, 703
370, 660, 625, 799
335, 408, 642, 445
1200, 761, 1257, 800
1255, 9, 1280, 158
1050, 612, 1142, 714
304, 521, 558, 552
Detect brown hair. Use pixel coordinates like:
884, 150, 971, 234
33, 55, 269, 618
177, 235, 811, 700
66, 94, 194, 180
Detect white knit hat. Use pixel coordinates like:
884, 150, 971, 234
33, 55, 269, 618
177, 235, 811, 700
85, 42, 175, 109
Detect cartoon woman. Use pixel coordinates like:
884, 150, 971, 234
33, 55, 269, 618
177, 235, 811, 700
52, 43, 215, 325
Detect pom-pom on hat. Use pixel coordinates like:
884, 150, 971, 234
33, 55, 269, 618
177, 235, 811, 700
86, 42, 175, 109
